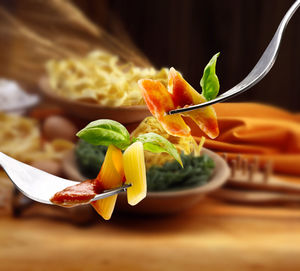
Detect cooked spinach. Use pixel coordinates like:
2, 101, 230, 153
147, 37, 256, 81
75, 141, 215, 191
75, 139, 107, 179
147, 153, 214, 191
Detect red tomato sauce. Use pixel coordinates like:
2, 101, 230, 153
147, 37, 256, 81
171, 78, 193, 108
50, 179, 103, 207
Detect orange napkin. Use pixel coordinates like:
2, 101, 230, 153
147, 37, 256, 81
187, 103, 300, 176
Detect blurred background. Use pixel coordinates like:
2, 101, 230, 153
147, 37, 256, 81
1, 0, 300, 110
1, 1, 300, 270
93, 0, 300, 110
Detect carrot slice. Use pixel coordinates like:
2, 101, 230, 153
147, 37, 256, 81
91, 144, 124, 220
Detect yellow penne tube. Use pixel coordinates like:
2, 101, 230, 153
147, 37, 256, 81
97, 144, 124, 189
92, 144, 124, 220
91, 195, 118, 220
123, 142, 147, 206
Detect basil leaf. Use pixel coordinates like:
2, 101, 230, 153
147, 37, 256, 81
76, 119, 131, 150
133, 132, 183, 167
200, 52, 220, 101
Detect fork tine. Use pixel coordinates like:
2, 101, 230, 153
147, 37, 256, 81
92, 184, 132, 201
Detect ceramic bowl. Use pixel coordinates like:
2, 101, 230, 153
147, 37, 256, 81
38, 77, 151, 124
62, 148, 230, 214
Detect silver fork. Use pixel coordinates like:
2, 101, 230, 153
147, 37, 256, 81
0, 152, 131, 205
169, 0, 300, 115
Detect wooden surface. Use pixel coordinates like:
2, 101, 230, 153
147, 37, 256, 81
1, 198, 300, 271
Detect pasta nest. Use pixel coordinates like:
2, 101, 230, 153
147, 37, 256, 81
131, 117, 196, 168
46, 50, 168, 107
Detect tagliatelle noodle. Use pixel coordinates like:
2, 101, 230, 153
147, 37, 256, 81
46, 50, 168, 106
0, 113, 73, 164
131, 117, 199, 168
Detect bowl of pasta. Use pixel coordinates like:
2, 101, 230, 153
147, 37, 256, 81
39, 50, 168, 123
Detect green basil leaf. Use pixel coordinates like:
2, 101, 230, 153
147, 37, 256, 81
133, 132, 183, 167
200, 52, 220, 101
76, 119, 131, 150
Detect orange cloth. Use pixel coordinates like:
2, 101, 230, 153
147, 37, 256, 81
188, 103, 300, 176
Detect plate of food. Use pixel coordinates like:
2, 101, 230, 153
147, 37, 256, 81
62, 117, 230, 215
39, 50, 168, 123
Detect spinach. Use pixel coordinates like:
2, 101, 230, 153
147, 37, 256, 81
75, 140, 107, 179
75, 141, 215, 191
146, 153, 215, 191
77, 119, 182, 166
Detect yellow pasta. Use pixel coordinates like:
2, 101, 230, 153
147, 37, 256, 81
123, 142, 147, 206
92, 195, 118, 221
91, 144, 124, 220
46, 50, 168, 106
0, 113, 73, 164
131, 117, 195, 168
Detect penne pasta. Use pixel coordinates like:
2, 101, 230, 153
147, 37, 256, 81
91, 145, 124, 220
123, 142, 147, 206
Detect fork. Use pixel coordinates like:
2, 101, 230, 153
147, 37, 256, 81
0, 152, 131, 205
169, 0, 300, 115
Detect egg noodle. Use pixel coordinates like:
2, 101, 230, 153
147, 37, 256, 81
0, 113, 73, 163
46, 50, 168, 107
131, 117, 205, 169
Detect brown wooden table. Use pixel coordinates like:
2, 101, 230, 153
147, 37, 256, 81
1, 198, 300, 271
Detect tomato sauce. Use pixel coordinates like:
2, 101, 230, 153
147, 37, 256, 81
171, 77, 193, 108
50, 179, 103, 207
